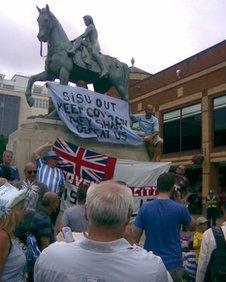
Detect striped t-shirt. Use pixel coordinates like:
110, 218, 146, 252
183, 251, 197, 279
36, 158, 64, 193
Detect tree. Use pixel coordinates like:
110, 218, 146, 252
0, 135, 8, 162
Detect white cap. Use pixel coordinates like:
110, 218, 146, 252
0, 182, 27, 218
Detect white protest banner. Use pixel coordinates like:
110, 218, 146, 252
61, 161, 170, 216
53, 138, 171, 215
47, 82, 143, 145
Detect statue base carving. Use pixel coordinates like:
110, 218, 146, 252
8, 118, 150, 175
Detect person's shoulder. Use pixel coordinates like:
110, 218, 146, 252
36, 181, 48, 189
129, 245, 164, 267
36, 241, 71, 266
67, 205, 80, 212
152, 115, 158, 121
135, 114, 144, 119
0, 229, 10, 244
63, 206, 74, 215
171, 200, 187, 209
202, 227, 214, 242
10, 165, 18, 171
34, 210, 50, 222
140, 200, 155, 209
40, 240, 79, 258
36, 158, 44, 165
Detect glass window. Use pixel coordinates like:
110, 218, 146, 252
214, 95, 226, 147
181, 114, 201, 151
0, 94, 20, 137
163, 118, 180, 153
163, 109, 180, 122
163, 103, 201, 153
34, 98, 39, 108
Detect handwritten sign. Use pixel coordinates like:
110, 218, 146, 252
47, 83, 143, 145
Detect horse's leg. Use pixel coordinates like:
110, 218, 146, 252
46, 67, 70, 119
25, 71, 54, 107
114, 84, 129, 103
59, 66, 70, 85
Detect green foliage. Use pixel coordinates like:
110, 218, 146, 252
0, 135, 8, 162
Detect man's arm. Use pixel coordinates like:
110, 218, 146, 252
183, 216, 196, 232
132, 204, 145, 244
32, 141, 53, 160
130, 114, 140, 123
14, 167, 20, 181
149, 117, 160, 139
0, 231, 11, 279
132, 226, 143, 244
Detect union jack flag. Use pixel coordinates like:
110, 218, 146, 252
53, 138, 116, 183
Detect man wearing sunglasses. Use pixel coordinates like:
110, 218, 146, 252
15, 162, 47, 212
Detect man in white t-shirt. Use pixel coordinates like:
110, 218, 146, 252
34, 181, 172, 282
196, 203, 226, 282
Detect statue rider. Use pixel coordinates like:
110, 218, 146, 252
69, 15, 109, 78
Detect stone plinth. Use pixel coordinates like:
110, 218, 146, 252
8, 118, 149, 175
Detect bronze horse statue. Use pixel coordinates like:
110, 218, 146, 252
25, 5, 129, 109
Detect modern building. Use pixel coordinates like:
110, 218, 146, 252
129, 40, 226, 200
0, 74, 49, 137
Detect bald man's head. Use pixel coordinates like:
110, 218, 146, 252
42, 192, 60, 214
145, 104, 154, 117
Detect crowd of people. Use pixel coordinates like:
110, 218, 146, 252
0, 145, 226, 282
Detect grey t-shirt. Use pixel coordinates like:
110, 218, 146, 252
2, 239, 26, 282
61, 205, 87, 232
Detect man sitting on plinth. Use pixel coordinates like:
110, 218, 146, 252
131, 104, 163, 162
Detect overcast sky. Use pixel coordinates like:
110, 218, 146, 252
0, 0, 225, 78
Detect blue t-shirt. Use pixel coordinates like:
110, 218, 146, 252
134, 199, 191, 270
131, 114, 159, 135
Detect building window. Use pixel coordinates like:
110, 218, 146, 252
33, 85, 42, 94
0, 94, 20, 137
163, 103, 201, 153
3, 84, 14, 90
34, 98, 49, 109
213, 95, 226, 147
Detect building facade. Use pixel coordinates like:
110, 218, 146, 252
129, 41, 226, 200
0, 74, 49, 137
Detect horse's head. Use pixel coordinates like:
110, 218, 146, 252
36, 5, 53, 43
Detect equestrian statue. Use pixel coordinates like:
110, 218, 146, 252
25, 5, 129, 113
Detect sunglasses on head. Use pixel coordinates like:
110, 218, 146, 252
27, 170, 37, 175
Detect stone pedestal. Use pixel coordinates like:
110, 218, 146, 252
8, 118, 149, 175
